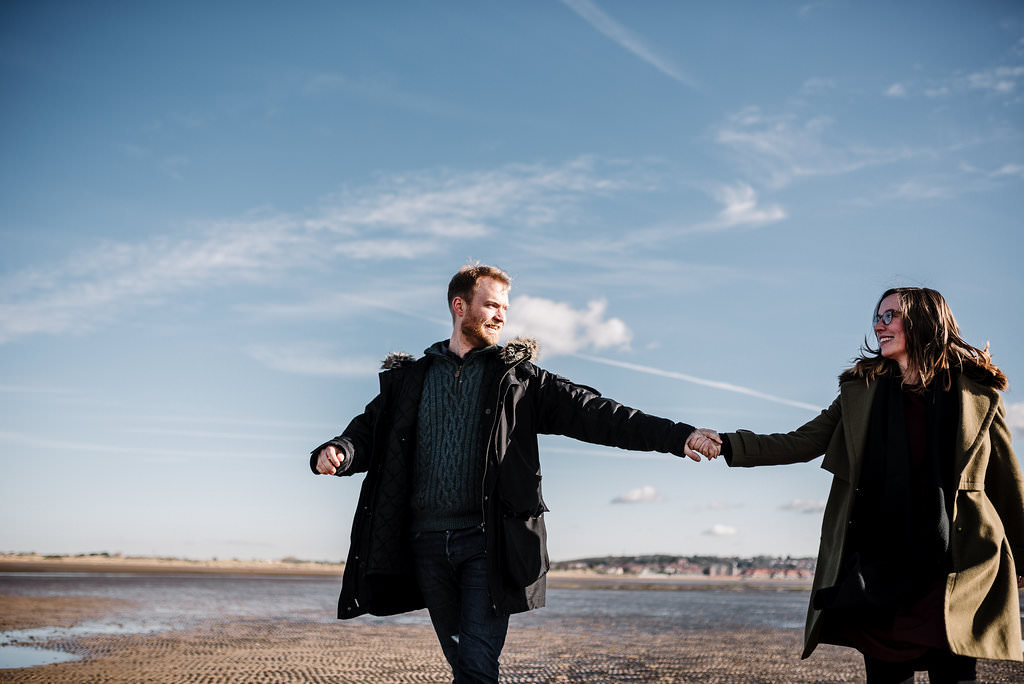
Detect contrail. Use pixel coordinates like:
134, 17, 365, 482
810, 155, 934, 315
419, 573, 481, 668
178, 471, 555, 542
560, 0, 698, 88
573, 354, 821, 412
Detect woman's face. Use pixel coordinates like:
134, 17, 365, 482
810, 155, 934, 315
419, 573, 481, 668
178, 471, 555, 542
874, 293, 908, 370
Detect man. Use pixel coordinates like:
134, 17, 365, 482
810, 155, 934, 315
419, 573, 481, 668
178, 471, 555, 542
310, 264, 717, 682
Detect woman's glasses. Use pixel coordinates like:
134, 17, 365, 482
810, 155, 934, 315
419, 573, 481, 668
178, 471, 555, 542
873, 309, 899, 326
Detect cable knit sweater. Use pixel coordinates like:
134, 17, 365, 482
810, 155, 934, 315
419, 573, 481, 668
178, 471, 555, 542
409, 342, 495, 532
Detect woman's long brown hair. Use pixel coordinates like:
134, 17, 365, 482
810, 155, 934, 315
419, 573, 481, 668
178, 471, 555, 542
842, 287, 1007, 391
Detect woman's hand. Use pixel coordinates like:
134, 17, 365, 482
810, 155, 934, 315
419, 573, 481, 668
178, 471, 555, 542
685, 429, 722, 461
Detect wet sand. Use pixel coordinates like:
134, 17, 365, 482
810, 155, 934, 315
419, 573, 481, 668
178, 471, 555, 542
3, 594, 1024, 683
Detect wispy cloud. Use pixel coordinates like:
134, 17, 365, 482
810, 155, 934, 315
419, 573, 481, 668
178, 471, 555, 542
797, 1, 836, 18
560, 0, 697, 87
301, 71, 467, 119
887, 65, 1024, 100
885, 83, 908, 98
0, 385, 82, 396
574, 354, 821, 411
0, 430, 285, 461
961, 161, 1024, 180
780, 499, 827, 514
0, 213, 305, 343
704, 524, 737, 536
0, 157, 624, 344
503, 296, 631, 357
966, 65, 1024, 94
801, 77, 837, 95
715, 107, 915, 189
611, 485, 664, 504
245, 344, 381, 377
692, 501, 744, 512
882, 180, 957, 201
123, 427, 305, 442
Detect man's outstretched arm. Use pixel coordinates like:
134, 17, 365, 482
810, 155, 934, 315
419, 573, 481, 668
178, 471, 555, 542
308, 393, 383, 476
535, 370, 719, 462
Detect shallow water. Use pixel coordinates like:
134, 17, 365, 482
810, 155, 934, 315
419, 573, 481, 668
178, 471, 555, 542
0, 645, 80, 669
0, 571, 813, 668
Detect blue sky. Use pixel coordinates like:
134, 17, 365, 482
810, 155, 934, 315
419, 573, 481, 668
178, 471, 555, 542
2, 1, 1022, 562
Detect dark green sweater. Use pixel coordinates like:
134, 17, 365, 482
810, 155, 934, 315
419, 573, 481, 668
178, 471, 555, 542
410, 342, 495, 532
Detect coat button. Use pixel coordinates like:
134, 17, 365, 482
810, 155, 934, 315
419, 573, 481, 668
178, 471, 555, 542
485, 408, 492, 415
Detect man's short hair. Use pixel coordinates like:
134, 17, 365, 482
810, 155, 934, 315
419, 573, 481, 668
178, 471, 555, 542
447, 263, 511, 316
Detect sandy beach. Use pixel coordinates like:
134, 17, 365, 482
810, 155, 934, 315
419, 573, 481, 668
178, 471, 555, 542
2, 557, 1024, 682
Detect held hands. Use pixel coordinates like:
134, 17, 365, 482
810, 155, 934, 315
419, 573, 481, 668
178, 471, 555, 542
316, 445, 345, 475
684, 429, 722, 462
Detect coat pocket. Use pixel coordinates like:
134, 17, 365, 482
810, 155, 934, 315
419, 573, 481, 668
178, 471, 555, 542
501, 512, 550, 588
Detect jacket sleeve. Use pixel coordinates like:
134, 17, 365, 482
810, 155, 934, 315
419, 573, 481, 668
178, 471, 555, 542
983, 396, 1024, 565
308, 392, 383, 476
724, 395, 841, 467
533, 368, 696, 457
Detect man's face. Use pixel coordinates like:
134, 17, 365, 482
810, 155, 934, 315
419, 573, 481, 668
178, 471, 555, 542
459, 277, 509, 348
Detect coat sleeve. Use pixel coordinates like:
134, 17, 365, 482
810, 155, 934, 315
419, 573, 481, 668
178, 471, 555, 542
983, 396, 1024, 565
532, 368, 696, 457
724, 395, 841, 467
308, 392, 383, 476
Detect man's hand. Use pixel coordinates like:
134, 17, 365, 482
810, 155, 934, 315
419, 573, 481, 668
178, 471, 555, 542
316, 445, 344, 475
684, 429, 722, 462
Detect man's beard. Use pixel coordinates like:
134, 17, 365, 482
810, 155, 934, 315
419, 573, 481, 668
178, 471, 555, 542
461, 316, 500, 348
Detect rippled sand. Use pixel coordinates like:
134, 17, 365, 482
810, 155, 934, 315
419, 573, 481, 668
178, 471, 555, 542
3, 595, 1024, 682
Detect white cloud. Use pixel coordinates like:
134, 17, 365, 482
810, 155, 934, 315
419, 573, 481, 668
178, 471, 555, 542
1007, 402, 1024, 436
503, 296, 632, 357
560, 0, 697, 87
706, 183, 786, 230
611, 485, 664, 504
246, 344, 380, 377
967, 66, 1024, 94
885, 82, 908, 97
992, 163, 1024, 179
704, 524, 737, 536
780, 499, 827, 514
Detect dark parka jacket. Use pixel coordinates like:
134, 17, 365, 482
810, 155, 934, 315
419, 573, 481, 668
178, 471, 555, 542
310, 338, 697, 619
725, 371, 1024, 661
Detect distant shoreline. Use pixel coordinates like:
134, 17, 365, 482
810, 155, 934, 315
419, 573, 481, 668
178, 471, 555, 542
0, 554, 812, 590
0, 553, 343, 577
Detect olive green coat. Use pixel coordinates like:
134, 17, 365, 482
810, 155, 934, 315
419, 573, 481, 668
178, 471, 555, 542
725, 374, 1024, 661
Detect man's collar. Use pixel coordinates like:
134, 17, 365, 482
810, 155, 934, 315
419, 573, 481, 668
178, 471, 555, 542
425, 339, 498, 360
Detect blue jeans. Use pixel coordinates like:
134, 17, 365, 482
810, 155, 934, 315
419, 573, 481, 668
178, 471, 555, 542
411, 526, 509, 683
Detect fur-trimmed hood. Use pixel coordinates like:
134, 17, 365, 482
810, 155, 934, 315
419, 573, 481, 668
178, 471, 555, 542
379, 337, 539, 371
499, 337, 539, 365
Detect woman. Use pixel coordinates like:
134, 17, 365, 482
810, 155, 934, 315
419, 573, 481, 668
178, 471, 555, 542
705, 287, 1024, 683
